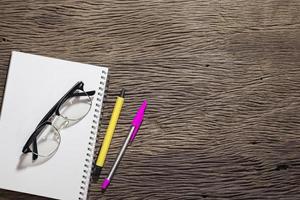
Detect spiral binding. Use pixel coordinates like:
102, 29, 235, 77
78, 69, 108, 200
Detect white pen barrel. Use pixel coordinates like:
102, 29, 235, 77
107, 126, 135, 180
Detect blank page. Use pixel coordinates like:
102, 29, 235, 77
0, 51, 107, 200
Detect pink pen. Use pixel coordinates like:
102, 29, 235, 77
101, 100, 147, 190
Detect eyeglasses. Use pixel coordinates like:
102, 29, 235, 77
22, 81, 95, 160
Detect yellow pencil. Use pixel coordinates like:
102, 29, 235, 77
93, 89, 125, 180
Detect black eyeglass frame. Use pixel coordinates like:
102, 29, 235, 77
22, 81, 95, 160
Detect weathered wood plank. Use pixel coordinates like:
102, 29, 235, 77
0, 0, 300, 199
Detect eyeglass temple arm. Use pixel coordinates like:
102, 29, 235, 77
35, 88, 95, 125
22, 122, 51, 155
38, 82, 85, 125
22, 128, 41, 153
22, 134, 38, 160
37, 86, 82, 126
53, 90, 95, 115
32, 139, 38, 160
22, 137, 39, 161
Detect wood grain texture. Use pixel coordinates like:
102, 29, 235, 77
1, 0, 300, 199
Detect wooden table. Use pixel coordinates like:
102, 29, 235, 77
1, 1, 300, 199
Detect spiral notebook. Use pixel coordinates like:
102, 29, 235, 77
0, 51, 108, 200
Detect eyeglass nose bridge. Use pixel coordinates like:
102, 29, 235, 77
59, 120, 69, 130
52, 115, 69, 131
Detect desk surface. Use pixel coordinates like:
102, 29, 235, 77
1, 1, 300, 199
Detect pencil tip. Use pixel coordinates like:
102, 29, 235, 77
120, 88, 125, 98
92, 166, 102, 182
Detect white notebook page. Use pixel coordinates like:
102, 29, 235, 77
0, 51, 107, 200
